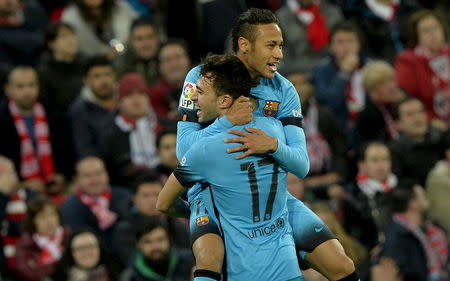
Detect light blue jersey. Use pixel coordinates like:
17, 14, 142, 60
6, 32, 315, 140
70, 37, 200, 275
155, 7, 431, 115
177, 65, 309, 203
174, 117, 301, 281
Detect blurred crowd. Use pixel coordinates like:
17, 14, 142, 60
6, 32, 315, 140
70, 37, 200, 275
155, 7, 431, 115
0, 0, 450, 280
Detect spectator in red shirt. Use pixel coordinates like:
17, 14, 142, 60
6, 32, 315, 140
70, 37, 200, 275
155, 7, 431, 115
395, 9, 450, 128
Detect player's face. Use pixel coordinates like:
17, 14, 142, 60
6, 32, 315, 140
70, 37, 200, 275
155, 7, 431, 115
360, 144, 391, 182
133, 183, 162, 216
245, 23, 284, 79
84, 66, 116, 100
131, 25, 160, 60
138, 227, 170, 261
6, 69, 39, 111
397, 99, 428, 139
119, 91, 149, 119
192, 75, 221, 123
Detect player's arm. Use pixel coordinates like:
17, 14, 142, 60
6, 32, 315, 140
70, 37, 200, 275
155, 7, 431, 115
176, 67, 252, 159
226, 83, 310, 178
156, 174, 190, 218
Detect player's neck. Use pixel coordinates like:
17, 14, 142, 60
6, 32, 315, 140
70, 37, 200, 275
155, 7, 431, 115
236, 52, 260, 80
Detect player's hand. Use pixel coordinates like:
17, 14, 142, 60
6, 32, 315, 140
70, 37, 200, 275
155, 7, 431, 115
226, 96, 253, 125
224, 127, 278, 160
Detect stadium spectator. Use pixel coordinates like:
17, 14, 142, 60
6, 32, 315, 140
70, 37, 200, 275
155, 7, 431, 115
276, 0, 343, 75
38, 22, 85, 116
379, 185, 449, 281
14, 196, 69, 281
0, 0, 48, 67
0, 156, 35, 280
425, 131, 450, 241
60, 157, 130, 247
356, 61, 405, 144
312, 21, 367, 145
155, 129, 178, 182
149, 39, 191, 118
69, 56, 117, 159
119, 216, 194, 281
61, 0, 137, 58
99, 73, 159, 187
344, 142, 397, 250
0, 66, 72, 195
395, 9, 450, 128
290, 73, 347, 199
52, 229, 123, 281
390, 97, 448, 186
112, 173, 189, 266
114, 17, 160, 86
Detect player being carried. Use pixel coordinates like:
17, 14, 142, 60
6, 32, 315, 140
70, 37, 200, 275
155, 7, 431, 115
160, 8, 359, 281
158, 54, 303, 281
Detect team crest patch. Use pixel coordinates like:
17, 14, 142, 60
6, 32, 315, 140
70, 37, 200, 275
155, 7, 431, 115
263, 100, 280, 117
196, 216, 210, 226
179, 82, 196, 109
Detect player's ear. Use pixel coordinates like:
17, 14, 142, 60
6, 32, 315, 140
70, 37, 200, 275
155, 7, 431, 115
238, 37, 250, 54
219, 94, 233, 109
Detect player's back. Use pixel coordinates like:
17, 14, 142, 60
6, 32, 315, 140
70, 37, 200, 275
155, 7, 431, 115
195, 117, 301, 281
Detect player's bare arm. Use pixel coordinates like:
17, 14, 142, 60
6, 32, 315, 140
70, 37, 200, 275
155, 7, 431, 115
156, 173, 189, 218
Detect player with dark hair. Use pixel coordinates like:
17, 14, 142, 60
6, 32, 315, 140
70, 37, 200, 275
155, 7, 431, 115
175, 8, 359, 281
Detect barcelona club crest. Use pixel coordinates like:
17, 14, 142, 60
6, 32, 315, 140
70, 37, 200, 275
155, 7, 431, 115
196, 216, 210, 226
263, 100, 280, 117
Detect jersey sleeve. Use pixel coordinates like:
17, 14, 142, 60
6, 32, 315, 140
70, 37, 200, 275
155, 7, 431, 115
176, 66, 235, 160
276, 81, 303, 128
173, 143, 206, 188
271, 80, 310, 178
271, 125, 310, 178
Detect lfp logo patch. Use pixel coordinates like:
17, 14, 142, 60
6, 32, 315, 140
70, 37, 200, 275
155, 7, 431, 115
196, 216, 210, 226
179, 82, 196, 109
263, 100, 280, 117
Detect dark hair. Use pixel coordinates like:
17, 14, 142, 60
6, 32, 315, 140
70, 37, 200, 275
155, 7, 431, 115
52, 228, 123, 279
329, 20, 362, 44
83, 56, 113, 76
407, 9, 448, 48
130, 16, 157, 34
156, 128, 177, 149
22, 195, 62, 234
74, 0, 116, 24
390, 186, 416, 213
357, 141, 389, 161
391, 97, 422, 121
200, 54, 258, 99
131, 172, 162, 195
158, 38, 190, 59
231, 8, 279, 53
45, 22, 75, 46
135, 216, 168, 241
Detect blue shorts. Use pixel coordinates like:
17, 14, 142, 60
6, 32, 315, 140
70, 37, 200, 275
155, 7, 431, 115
189, 193, 335, 260
287, 194, 336, 260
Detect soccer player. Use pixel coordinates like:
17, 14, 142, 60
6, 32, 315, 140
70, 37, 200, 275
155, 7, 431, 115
175, 8, 359, 281
158, 54, 303, 281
